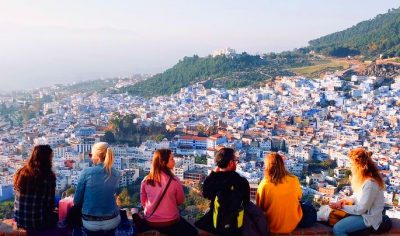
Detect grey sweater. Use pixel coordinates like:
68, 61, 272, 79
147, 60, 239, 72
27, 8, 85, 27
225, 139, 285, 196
343, 179, 385, 230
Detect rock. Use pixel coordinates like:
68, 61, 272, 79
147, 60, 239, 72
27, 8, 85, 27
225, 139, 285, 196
361, 63, 400, 77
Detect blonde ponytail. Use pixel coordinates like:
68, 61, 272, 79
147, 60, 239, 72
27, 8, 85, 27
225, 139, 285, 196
104, 147, 114, 176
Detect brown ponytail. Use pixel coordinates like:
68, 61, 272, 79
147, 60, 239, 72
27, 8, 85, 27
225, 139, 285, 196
146, 149, 174, 186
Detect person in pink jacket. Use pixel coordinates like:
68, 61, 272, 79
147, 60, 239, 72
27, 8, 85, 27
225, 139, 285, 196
140, 149, 198, 236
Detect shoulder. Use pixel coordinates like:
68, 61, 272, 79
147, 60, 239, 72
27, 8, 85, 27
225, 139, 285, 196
206, 171, 217, 179
162, 172, 179, 184
172, 175, 181, 182
81, 167, 92, 175
363, 179, 380, 190
15, 166, 25, 174
81, 166, 98, 177
142, 175, 148, 182
231, 171, 248, 183
15, 166, 28, 177
286, 174, 299, 183
238, 174, 249, 186
229, 172, 249, 188
141, 175, 149, 186
257, 179, 267, 188
112, 168, 120, 177
203, 171, 217, 183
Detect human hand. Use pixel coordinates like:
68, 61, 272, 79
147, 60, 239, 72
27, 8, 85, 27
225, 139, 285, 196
329, 199, 348, 209
214, 166, 220, 172
329, 202, 340, 209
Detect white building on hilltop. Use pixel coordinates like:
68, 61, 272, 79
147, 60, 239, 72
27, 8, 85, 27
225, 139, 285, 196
212, 48, 236, 58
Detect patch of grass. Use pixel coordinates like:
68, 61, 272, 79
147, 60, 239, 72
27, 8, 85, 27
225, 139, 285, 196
290, 59, 350, 78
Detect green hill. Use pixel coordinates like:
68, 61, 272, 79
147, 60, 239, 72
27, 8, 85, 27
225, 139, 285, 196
123, 7, 400, 97
122, 52, 310, 97
308, 7, 400, 58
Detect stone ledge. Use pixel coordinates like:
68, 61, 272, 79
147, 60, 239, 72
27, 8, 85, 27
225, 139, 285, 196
136, 219, 400, 236
2, 218, 400, 235
274, 218, 400, 236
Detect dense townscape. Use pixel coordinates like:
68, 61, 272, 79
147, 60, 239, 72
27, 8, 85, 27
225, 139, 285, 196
1, 71, 400, 219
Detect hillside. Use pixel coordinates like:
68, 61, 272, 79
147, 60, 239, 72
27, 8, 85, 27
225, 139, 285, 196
122, 52, 310, 97
308, 7, 400, 58
122, 7, 400, 98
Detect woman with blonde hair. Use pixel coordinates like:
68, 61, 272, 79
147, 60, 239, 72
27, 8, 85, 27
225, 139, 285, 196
256, 152, 304, 234
330, 147, 385, 236
140, 149, 198, 236
74, 142, 120, 236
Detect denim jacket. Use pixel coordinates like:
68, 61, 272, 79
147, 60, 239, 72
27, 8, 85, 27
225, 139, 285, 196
74, 163, 120, 217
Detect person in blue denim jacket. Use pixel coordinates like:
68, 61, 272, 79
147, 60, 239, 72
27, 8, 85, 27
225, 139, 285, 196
74, 142, 121, 236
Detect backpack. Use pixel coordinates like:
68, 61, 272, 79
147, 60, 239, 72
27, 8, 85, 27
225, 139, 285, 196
213, 184, 245, 235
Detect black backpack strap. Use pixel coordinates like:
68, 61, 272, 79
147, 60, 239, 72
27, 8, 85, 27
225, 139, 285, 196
145, 176, 173, 219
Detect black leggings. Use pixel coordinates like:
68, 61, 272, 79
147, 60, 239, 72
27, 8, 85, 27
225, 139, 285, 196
297, 202, 317, 228
142, 217, 198, 236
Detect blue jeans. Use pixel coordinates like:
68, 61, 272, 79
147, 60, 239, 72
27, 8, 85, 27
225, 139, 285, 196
333, 215, 368, 236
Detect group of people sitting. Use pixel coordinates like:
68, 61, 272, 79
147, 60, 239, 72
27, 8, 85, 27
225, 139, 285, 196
13, 141, 386, 236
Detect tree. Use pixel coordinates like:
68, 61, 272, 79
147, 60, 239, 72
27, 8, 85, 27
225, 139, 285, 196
195, 155, 207, 165
103, 131, 116, 143
65, 187, 75, 197
321, 159, 336, 169
118, 188, 131, 208
0, 201, 14, 219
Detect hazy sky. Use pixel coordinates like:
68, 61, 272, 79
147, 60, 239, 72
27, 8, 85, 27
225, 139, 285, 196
0, 0, 399, 91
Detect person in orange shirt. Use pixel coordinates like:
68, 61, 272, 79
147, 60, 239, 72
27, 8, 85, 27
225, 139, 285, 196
256, 152, 315, 234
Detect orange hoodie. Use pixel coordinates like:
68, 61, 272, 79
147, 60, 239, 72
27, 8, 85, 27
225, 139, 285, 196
256, 175, 303, 234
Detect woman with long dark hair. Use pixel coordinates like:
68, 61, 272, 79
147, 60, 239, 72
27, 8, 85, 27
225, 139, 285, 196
256, 152, 303, 234
330, 148, 385, 236
14, 145, 57, 229
140, 149, 198, 236
74, 142, 120, 236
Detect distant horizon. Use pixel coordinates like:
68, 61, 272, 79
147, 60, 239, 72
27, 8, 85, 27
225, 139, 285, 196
0, 0, 399, 91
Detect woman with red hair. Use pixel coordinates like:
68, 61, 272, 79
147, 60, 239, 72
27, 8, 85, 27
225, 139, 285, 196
330, 148, 385, 236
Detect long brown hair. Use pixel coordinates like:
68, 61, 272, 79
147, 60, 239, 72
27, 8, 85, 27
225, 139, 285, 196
264, 152, 293, 185
146, 149, 174, 186
349, 147, 384, 192
14, 145, 55, 193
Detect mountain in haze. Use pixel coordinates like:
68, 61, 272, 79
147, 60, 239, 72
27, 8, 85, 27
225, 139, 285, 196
122, 51, 309, 97
308, 7, 400, 58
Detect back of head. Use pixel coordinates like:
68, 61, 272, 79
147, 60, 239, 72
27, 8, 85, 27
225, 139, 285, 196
14, 145, 55, 192
264, 152, 290, 185
147, 149, 173, 186
215, 147, 235, 169
92, 142, 114, 176
348, 147, 384, 190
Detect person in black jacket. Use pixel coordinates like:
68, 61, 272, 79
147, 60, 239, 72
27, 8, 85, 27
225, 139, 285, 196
195, 147, 250, 236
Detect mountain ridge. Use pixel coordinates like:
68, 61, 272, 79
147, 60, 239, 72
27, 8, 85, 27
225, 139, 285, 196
308, 7, 400, 58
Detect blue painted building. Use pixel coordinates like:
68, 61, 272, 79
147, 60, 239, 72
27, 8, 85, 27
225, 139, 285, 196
0, 184, 14, 202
